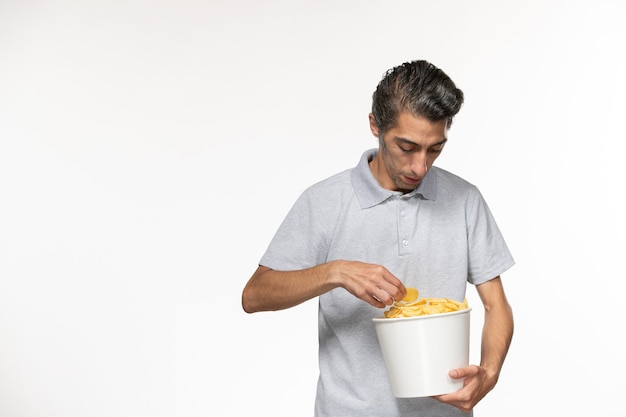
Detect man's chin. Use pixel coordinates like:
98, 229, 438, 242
397, 184, 418, 194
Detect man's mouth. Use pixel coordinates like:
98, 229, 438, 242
403, 175, 421, 185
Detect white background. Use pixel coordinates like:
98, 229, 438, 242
1, 1, 625, 416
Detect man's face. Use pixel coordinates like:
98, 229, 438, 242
369, 111, 448, 192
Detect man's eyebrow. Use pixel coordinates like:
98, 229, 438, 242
395, 137, 448, 147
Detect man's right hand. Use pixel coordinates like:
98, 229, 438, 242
327, 260, 406, 308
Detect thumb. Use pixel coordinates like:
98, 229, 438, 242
449, 369, 462, 379
449, 365, 479, 379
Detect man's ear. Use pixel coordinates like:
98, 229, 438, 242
368, 113, 380, 138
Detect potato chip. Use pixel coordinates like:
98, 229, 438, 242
402, 287, 419, 303
383, 287, 468, 318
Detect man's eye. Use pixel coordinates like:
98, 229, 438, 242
429, 145, 444, 153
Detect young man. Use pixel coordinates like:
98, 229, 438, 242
242, 60, 515, 416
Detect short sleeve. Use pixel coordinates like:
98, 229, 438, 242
259, 188, 332, 271
466, 188, 515, 284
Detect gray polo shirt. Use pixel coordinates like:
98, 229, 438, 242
260, 149, 515, 417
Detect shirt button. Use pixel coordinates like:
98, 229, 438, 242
400, 210, 406, 217
402, 239, 409, 246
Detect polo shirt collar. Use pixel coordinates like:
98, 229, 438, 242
351, 148, 438, 209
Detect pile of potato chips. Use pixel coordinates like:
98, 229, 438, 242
384, 287, 468, 318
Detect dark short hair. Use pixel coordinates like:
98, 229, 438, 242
371, 60, 464, 135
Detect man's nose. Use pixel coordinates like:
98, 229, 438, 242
410, 152, 428, 176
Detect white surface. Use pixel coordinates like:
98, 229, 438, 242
373, 309, 471, 398
1, 1, 625, 416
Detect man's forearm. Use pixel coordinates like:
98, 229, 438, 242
480, 299, 514, 382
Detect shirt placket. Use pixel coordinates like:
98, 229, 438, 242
398, 195, 419, 256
